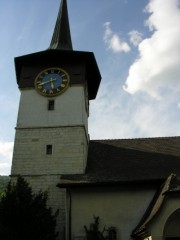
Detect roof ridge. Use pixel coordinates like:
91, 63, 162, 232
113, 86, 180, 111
90, 136, 180, 142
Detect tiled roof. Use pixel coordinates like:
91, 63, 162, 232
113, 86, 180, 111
59, 136, 180, 186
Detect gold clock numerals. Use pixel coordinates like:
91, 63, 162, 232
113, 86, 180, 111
62, 78, 68, 82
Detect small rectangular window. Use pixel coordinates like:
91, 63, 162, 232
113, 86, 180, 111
48, 100, 55, 110
46, 145, 53, 155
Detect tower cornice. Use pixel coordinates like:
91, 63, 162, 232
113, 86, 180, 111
15, 49, 101, 100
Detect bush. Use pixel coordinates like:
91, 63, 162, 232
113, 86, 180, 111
0, 176, 58, 240
84, 216, 107, 240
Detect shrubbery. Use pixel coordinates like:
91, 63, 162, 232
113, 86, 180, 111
0, 176, 58, 240
84, 216, 107, 240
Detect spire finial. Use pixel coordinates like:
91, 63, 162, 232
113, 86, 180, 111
49, 0, 73, 50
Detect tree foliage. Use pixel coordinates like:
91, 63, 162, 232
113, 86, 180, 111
0, 176, 9, 200
84, 216, 107, 240
0, 176, 58, 240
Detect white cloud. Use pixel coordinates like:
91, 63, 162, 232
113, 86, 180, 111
128, 30, 143, 46
0, 141, 13, 175
103, 22, 131, 53
124, 0, 180, 98
89, 83, 180, 140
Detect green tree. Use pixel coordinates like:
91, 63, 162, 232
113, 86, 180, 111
0, 176, 9, 200
84, 216, 107, 240
0, 176, 58, 240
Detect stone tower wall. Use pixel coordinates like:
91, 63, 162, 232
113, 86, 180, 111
11, 126, 88, 240
11, 84, 89, 240
11, 126, 88, 175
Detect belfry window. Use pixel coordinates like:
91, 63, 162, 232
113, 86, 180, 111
46, 145, 53, 155
48, 100, 55, 110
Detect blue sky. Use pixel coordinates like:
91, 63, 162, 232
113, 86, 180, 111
1, 0, 180, 175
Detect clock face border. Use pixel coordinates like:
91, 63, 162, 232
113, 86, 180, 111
34, 67, 70, 97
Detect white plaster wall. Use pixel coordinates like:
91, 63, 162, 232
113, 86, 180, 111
148, 197, 180, 240
17, 86, 88, 132
70, 187, 156, 240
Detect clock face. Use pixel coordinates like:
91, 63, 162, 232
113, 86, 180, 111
35, 67, 70, 97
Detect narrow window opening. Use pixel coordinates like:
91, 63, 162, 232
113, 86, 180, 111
46, 145, 53, 155
108, 228, 117, 240
48, 100, 55, 110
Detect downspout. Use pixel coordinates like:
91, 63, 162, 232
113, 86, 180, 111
68, 189, 72, 240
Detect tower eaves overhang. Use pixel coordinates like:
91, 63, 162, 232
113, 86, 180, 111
15, 49, 101, 100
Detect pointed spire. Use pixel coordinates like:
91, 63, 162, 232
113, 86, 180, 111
49, 0, 73, 50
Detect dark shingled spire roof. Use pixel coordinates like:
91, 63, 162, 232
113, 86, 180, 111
49, 0, 73, 50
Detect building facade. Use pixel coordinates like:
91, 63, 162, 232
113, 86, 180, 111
11, 0, 100, 238
11, 1, 180, 240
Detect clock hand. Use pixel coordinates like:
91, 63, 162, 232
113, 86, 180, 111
38, 80, 51, 86
38, 78, 56, 86
50, 78, 56, 89
51, 81, 54, 89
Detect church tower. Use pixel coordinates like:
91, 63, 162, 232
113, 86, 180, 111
11, 0, 101, 238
